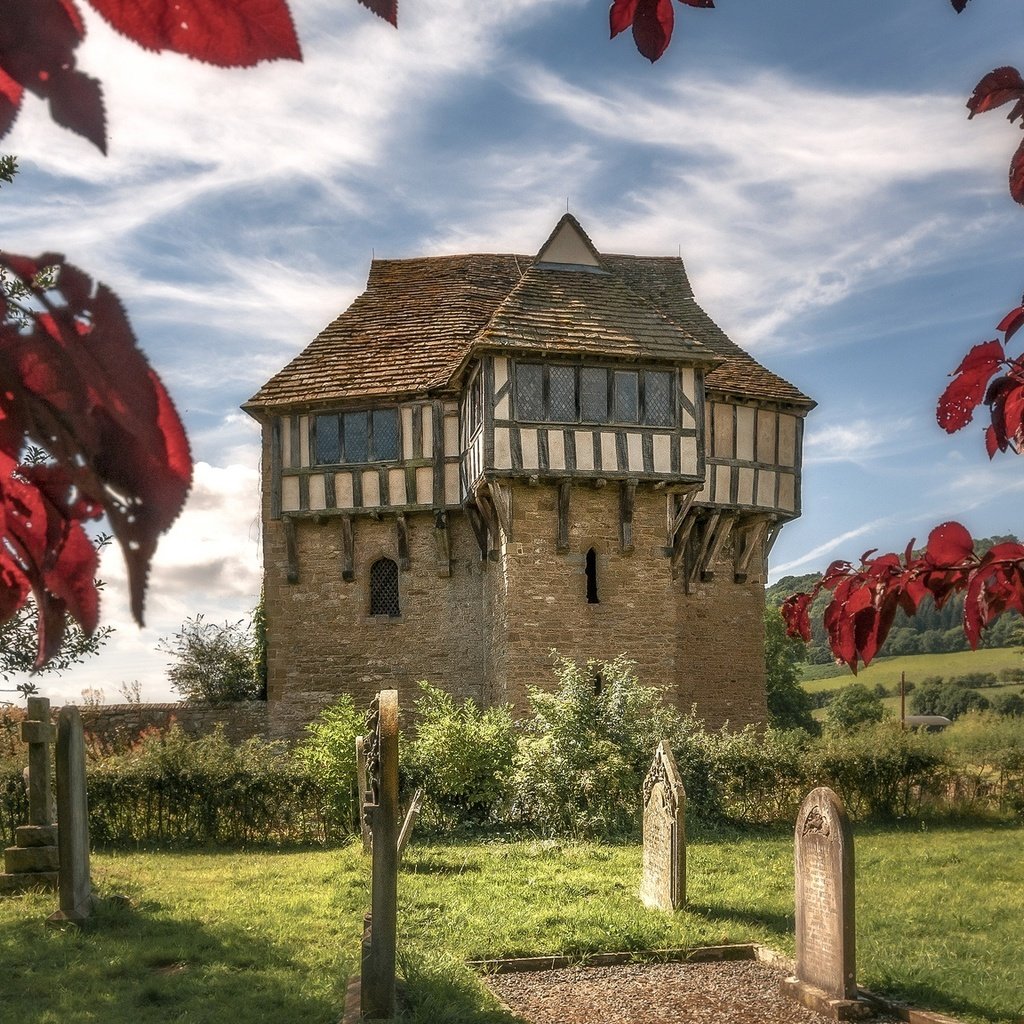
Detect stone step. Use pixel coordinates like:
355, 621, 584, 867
4, 844, 59, 874
0, 871, 58, 895
15, 825, 58, 848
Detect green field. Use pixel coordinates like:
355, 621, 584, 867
801, 647, 1024, 692
1, 828, 1021, 1024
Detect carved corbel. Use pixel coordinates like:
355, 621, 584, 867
340, 515, 355, 582
667, 489, 698, 579
733, 514, 773, 583
395, 513, 410, 571
432, 509, 451, 577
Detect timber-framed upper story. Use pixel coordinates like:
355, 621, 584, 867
243, 215, 815, 526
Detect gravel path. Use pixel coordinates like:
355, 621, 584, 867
485, 960, 894, 1024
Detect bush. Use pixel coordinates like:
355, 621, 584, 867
158, 614, 265, 703
951, 672, 998, 690
293, 696, 365, 835
824, 684, 885, 733
911, 682, 990, 720
511, 655, 683, 837
994, 692, 1024, 717
998, 666, 1024, 683
404, 683, 516, 828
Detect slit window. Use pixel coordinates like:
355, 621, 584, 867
370, 558, 401, 617
585, 547, 599, 604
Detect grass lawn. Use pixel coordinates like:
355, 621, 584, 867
801, 648, 1024, 691
0, 825, 1021, 1024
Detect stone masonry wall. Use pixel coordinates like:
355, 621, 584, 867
73, 701, 268, 744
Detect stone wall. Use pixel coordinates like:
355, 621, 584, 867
73, 701, 268, 745
262, 478, 769, 739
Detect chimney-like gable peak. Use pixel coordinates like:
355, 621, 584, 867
535, 213, 605, 271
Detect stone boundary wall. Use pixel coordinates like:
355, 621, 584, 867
70, 701, 268, 745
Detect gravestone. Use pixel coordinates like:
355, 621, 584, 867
781, 787, 868, 1020
1, 697, 59, 895
639, 741, 686, 911
359, 689, 399, 1020
47, 706, 93, 926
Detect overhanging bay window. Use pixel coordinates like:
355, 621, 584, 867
514, 363, 675, 427
314, 407, 400, 465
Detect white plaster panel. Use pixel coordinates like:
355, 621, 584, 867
627, 433, 643, 471
737, 466, 755, 506
679, 437, 698, 477
494, 355, 508, 392
299, 416, 310, 468
422, 406, 433, 455
415, 467, 433, 505
736, 405, 756, 461
778, 414, 797, 467
679, 368, 696, 430
495, 394, 510, 420
308, 475, 326, 511
444, 464, 460, 505
713, 403, 734, 459
539, 221, 600, 266
757, 410, 777, 464
335, 472, 354, 509
653, 434, 671, 473
401, 407, 414, 460
280, 417, 292, 469
575, 431, 594, 471
494, 427, 512, 469
521, 428, 539, 470
388, 469, 406, 506
696, 477, 711, 501
715, 464, 732, 503
362, 471, 381, 507
779, 472, 796, 512
444, 414, 459, 456
281, 476, 300, 512
548, 430, 566, 471
756, 469, 776, 508
600, 432, 617, 471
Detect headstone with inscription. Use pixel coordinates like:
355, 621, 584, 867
1, 697, 59, 895
47, 706, 93, 926
639, 742, 686, 911
358, 689, 399, 1020
780, 786, 868, 1020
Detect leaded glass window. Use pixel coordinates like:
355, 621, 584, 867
516, 363, 544, 421
369, 558, 400, 617
312, 407, 401, 465
580, 367, 609, 423
315, 415, 341, 463
613, 371, 639, 423
343, 411, 368, 462
548, 365, 577, 422
644, 371, 674, 427
372, 408, 399, 461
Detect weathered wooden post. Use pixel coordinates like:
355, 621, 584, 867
359, 690, 399, 1020
47, 706, 93, 926
355, 734, 372, 854
1, 697, 59, 895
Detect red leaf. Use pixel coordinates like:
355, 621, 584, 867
0, 0, 107, 151
679, 0, 714, 6
1010, 138, 1024, 206
996, 305, 1024, 344
0, 252, 192, 648
356, 0, 397, 27
967, 67, 1024, 118
84, 0, 302, 67
610, 0, 640, 39
950, 0, 971, 10
0, 67, 22, 137
925, 521, 974, 566
985, 424, 999, 458
627, 0, 675, 62
937, 339, 1004, 432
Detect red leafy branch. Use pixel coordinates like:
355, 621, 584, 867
609, 0, 714, 63
782, 523, 1024, 673
937, 302, 1024, 457
966, 66, 1024, 204
1, 252, 192, 667
0, 0, 302, 152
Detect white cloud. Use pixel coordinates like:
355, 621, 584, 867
804, 416, 921, 466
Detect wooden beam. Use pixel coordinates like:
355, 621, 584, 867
700, 513, 736, 582
395, 513, 410, 571
667, 489, 697, 548
489, 480, 513, 541
734, 515, 772, 582
686, 511, 720, 591
283, 515, 299, 584
465, 502, 489, 561
557, 479, 571, 554
670, 510, 699, 580
619, 479, 637, 553
340, 516, 354, 582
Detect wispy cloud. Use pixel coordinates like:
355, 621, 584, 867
770, 516, 896, 578
804, 416, 922, 466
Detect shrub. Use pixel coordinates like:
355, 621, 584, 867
998, 666, 1024, 683
158, 614, 265, 703
293, 696, 365, 836
404, 683, 516, 828
511, 655, 683, 837
994, 692, 1024, 717
824, 683, 885, 733
951, 672, 998, 690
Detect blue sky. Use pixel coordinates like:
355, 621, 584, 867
3, 0, 1022, 702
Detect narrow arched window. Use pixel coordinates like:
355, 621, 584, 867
585, 547, 599, 604
370, 558, 400, 617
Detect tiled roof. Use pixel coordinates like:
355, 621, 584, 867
245, 227, 812, 412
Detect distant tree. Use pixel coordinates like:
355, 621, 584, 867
993, 692, 1024, 716
159, 614, 265, 704
824, 684, 885, 733
910, 682, 990, 720
763, 607, 816, 732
